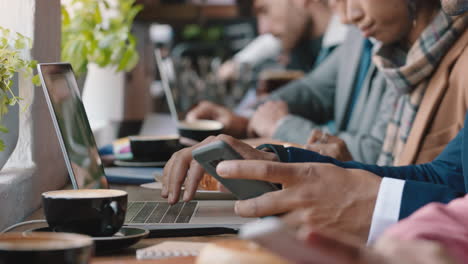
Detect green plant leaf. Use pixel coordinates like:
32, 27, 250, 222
0, 140, 5, 152
0, 27, 36, 152
0, 125, 9, 133
125, 4, 143, 25
61, 0, 142, 75
14, 38, 26, 50
31, 75, 41, 86
62, 6, 71, 26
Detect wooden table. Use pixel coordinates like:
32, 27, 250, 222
92, 257, 196, 264
19, 185, 236, 264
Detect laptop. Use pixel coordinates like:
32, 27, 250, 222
37, 63, 252, 236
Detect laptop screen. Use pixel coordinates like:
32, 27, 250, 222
38, 63, 107, 189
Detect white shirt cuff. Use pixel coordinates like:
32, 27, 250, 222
367, 178, 405, 245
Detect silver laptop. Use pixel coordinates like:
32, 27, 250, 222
37, 63, 252, 232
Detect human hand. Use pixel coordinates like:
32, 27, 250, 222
293, 228, 384, 264
161, 135, 278, 204
217, 60, 239, 81
186, 101, 249, 138
373, 236, 457, 264
305, 130, 353, 162
293, 229, 456, 264
217, 161, 381, 241
247, 101, 289, 138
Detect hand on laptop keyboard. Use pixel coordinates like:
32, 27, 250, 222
126, 201, 198, 224
161, 135, 278, 204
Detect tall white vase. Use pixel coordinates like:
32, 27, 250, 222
82, 63, 125, 129
0, 74, 19, 170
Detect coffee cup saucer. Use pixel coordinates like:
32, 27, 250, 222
25, 226, 149, 253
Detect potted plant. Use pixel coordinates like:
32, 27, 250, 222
61, 0, 142, 124
0, 27, 39, 169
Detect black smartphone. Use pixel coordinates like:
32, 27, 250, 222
192, 140, 279, 200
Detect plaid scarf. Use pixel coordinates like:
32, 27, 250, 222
375, 11, 468, 166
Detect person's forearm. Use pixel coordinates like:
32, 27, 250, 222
273, 115, 322, 145
283, 147, 454, 185
385, 195, 468, 263
284, 147, 410, 176
265, 50, 340, 122
263, 141, 462, 190
337, 131, 382, 164
266, 79, 333, 124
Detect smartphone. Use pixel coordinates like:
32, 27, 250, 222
240, 217, 318, 264
192, 140, 279, 200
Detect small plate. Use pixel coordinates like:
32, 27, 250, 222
26, 226, 149, 253
115, 160, 167, 167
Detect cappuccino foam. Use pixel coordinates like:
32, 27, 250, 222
43, 189, 127, 199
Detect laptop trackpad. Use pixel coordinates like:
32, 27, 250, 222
190, 205, 250, 224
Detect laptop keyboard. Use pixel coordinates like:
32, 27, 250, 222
125, 201, 198, 224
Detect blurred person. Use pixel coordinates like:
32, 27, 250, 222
217, 34, 282, 81
188, 0, 343, 137
288, 196, 468, 264
289, 229, 459, 264
220, 0, 346, 117
307, 0, 468, 167
189, 0, 389, 164
382, 196, 468, 263
236, 1, 468, 263
218, 6, 348, 81
218, 0, 333, 82
254, 0, 332, 73
163, 0, 468, 244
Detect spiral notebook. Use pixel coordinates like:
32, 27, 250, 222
136, 241, 208, 260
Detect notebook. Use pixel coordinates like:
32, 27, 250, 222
136, 241, 208, 260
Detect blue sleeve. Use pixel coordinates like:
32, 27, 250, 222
279, 131, 464, 192
399, 180, 464, 219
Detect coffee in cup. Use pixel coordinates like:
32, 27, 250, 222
178, 120, 224, 143
0, 232, 93, 264
129, 135, 182, 162
42, 189, 127, 237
